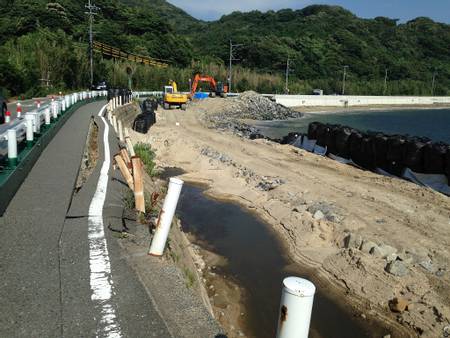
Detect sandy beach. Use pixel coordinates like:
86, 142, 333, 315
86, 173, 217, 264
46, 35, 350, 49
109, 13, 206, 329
128, 97, 450, 338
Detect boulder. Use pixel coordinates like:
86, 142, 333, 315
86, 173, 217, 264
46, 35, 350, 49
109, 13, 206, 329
344, 233, 363, 249
360, 240, 377, 254
385, 260, 408, 277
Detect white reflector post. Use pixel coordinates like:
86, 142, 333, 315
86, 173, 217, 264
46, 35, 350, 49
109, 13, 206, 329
276, 277, 316, 338
25, 115, 34, 147
45, 108, 51, 125
149, 178, 184, 257
7, 129, 18, 167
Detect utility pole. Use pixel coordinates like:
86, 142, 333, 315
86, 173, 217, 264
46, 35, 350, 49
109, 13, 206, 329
431, 72, 437, 96
228, 40, 243, 93
342, 65, 349, 95
383, 68, 388, 96
85, 0, 100, 88
285, 57, 290, 94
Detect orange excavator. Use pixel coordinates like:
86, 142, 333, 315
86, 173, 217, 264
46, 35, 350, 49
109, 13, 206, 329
190, 74, 228, 98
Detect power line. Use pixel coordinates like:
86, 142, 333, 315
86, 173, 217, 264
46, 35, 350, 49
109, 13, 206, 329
85, 0, 100, 87
228, 40, 243, 93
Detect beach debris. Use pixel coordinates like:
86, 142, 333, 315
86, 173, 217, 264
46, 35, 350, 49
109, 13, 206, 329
385, 260, 408, 277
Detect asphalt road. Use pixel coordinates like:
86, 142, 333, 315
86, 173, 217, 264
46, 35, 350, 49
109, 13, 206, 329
0, 101, 172, 337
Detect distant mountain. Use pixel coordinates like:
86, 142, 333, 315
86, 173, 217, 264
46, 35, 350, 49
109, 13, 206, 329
119, 0, 204, 33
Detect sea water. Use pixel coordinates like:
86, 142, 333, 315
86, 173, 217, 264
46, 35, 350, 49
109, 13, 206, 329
253, 108, 450, 143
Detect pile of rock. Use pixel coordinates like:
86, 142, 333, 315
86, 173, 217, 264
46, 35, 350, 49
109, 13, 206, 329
343, 233, 445, 278
227, 91, 303, 121
203, 91, 302, 138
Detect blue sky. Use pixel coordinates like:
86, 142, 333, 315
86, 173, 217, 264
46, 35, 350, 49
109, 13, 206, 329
168, 0, 449, 23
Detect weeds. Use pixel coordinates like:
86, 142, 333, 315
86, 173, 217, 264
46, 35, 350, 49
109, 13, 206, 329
183, 267, 196, 289
134, 143, 158, 177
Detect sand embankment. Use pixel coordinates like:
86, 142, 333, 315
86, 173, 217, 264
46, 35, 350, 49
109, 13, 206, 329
130, 96, 450, 338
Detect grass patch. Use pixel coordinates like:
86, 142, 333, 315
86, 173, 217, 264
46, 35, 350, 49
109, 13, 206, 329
134, 143, 158, 177
183, 267, 196, 289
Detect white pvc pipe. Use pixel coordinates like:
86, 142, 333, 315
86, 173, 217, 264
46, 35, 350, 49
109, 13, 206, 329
149, 178, 184, 256
45, 108, 51, 125
276, 277, 316, 338
118, 120, 124, 142
25, 115, 34, 142
7, 129, 17, 160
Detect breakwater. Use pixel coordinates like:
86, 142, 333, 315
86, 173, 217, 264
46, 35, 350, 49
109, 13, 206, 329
281, 122, 450, 182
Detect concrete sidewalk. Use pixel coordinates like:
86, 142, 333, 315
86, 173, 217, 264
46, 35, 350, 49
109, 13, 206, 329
0, 101, 171, 337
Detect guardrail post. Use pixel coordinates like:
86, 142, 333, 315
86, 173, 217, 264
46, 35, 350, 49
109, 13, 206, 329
7, 129, 18, 167
125, 136, 136, 157
132, 157, 145, 213
276, 277, 316, 338
45, 108, 51, 126
25, 115, 34, 148
61, 99, 66, 112
149, 178, 184, 257
51, 102, 58, 120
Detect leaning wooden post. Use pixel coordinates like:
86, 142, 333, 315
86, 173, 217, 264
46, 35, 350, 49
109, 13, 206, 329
120, 148, 131, 168
114, 154, 134, 190
132, 157, 145, 213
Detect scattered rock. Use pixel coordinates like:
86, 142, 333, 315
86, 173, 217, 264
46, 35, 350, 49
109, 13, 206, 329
419, 259, 436, 273
369, 245, 383, 257
383, 334, 391, 338
385, 260, 408, 277
360, 240, 377, 253
313, 210, 325, 220
307, 202, 343, 223
344, 233, 363, 249
397, 251, 414, 265
372, 244, 397, 258
256, 177, 285, 191
385, 253, 399, 263
389, 297, 410, 313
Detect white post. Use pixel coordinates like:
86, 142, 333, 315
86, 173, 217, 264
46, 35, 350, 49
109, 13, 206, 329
52, 102, 58, 119
17, 102, 22, 118
61, 99, 66, 112
276, 277, 316, 338
25, 115, 34, 146
7, 129, 18, 166
5, 111, 10, 124
112, 115, 118, 133
45, 108, 51, 125
149, 178, 184, 257
118, 120, 124, 142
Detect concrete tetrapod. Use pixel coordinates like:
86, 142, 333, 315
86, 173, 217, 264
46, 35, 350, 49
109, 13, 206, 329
149, 178, 184, 257
276, 277, 316, 338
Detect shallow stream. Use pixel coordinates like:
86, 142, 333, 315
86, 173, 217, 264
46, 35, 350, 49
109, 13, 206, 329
177, 183, 390, 338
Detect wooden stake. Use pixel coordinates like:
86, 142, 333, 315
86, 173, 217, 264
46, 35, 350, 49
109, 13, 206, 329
120, 148, 131, 168
126, 136, 136, 157
114, 154, 134, 190
132, 156, 145, 213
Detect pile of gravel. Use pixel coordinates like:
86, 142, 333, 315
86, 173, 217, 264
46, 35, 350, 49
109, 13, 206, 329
228, 91, 303, 120
203, 91, 303, 138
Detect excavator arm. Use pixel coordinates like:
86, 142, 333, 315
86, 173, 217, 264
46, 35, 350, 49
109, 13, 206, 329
191, 74, 217, 96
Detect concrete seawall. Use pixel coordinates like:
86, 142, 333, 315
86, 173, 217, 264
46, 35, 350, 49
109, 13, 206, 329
275, 94, 450, 108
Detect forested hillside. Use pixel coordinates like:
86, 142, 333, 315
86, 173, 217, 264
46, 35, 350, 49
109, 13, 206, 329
0, 1, 449, 97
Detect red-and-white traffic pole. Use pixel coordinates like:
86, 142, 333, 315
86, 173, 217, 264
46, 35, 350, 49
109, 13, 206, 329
16, 102, 22, 118
5, 111, 11, 124
36, 100, 41, 109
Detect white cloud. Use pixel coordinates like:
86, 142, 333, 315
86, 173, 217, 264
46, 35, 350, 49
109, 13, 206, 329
168, 0, 314, 20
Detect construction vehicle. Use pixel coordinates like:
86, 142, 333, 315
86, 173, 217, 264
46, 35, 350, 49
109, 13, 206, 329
191, 74, 228, 98
163, 81, 188, 110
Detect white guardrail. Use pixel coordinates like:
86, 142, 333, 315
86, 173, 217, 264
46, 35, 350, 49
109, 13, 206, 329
0, 90, 107, 165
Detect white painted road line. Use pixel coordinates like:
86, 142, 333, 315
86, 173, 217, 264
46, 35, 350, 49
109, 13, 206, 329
88, 104, 122, 338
